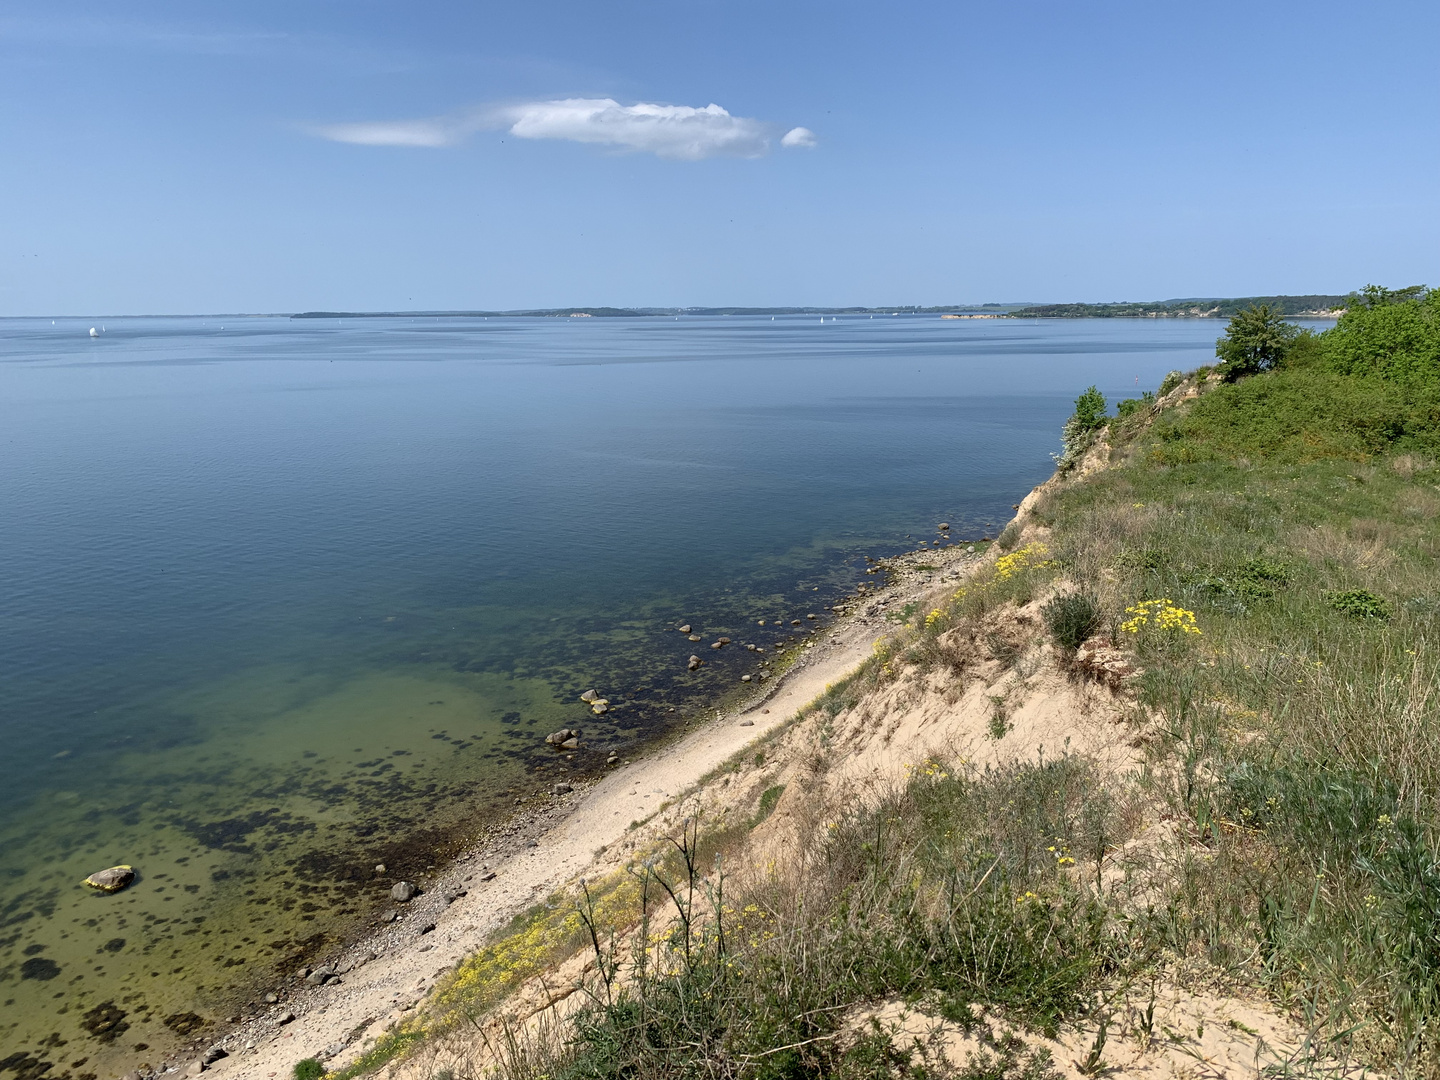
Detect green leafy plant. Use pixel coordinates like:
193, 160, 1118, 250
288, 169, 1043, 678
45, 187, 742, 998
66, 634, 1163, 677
293, 1059, 325, 1080
1042, 592, 1102, 652
1327, 589, 1390, 620
988, 696, 1011, 740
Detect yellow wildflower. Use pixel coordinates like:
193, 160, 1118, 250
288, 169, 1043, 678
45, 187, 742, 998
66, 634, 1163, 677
1119, 598, 1201, 636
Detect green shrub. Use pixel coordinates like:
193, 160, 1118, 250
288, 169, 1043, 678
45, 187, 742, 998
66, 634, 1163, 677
1054, 386, 1108, 470
293, 1060, 325, 1080
1324, 285, 1440, 384
1115, 391, 1155, 419
1280, 328, 1325, 370
1157, 370, 1184, 396
1326, 589, 1390, 620
1042, 592, 1102, 651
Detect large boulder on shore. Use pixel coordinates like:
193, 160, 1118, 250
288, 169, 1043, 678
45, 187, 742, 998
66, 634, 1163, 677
391, 881, 418, 902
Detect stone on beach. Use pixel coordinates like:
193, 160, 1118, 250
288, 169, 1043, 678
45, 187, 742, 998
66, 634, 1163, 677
391, 881, 418, 902
82, 865, 135, 893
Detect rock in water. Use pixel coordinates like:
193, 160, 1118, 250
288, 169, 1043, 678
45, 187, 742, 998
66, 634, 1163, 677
391, 881, 418, 902
678, 624, 692, 634
545, 728, 579, 746
579, 689, 598, 703
590, 699, 609, 715
83, 865, 135, 893
560, 736, 581, 750
687, 655, 702, 671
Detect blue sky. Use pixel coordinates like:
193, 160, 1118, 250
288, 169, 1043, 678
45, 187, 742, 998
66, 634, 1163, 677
2, 1, 1436, 315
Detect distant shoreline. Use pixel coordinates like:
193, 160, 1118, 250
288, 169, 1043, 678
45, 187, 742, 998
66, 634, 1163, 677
288, 294, 1347, 320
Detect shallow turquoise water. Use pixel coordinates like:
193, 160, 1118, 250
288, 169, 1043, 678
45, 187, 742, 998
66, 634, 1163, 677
0, 313, 1222, 1069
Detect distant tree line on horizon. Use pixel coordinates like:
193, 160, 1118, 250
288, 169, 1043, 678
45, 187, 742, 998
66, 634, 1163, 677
1006, 294, 1350, 319
292, 292, 1395, 321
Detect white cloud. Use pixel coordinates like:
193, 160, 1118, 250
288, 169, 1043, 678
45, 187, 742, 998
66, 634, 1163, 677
781, 126, 818, 149
308, 98, 810, 161
500, 99, 767, 160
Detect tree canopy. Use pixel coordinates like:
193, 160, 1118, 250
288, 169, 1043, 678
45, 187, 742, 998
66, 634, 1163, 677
1322, 285, 1440, 384
1215, 304, 1300, 381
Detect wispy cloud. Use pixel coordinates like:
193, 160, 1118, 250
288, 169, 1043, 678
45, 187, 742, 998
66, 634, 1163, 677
308, 116, 476, 148
308, 98, 817, 160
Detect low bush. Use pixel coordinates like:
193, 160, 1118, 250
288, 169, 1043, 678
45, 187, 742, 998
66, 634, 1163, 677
1326, 588, 1390, 620
1042, 592, 1102, 651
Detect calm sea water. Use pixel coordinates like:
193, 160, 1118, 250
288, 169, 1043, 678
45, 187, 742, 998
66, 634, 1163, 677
0, 313, 1223, 1067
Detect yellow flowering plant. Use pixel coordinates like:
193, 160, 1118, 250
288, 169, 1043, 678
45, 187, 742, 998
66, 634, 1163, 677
994, 542, 1055, 580
1119, 598, 1201, 637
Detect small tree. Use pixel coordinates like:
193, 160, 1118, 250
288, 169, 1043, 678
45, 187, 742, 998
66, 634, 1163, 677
1054, 385, 1108, 469
1215, 304, 1299, 381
